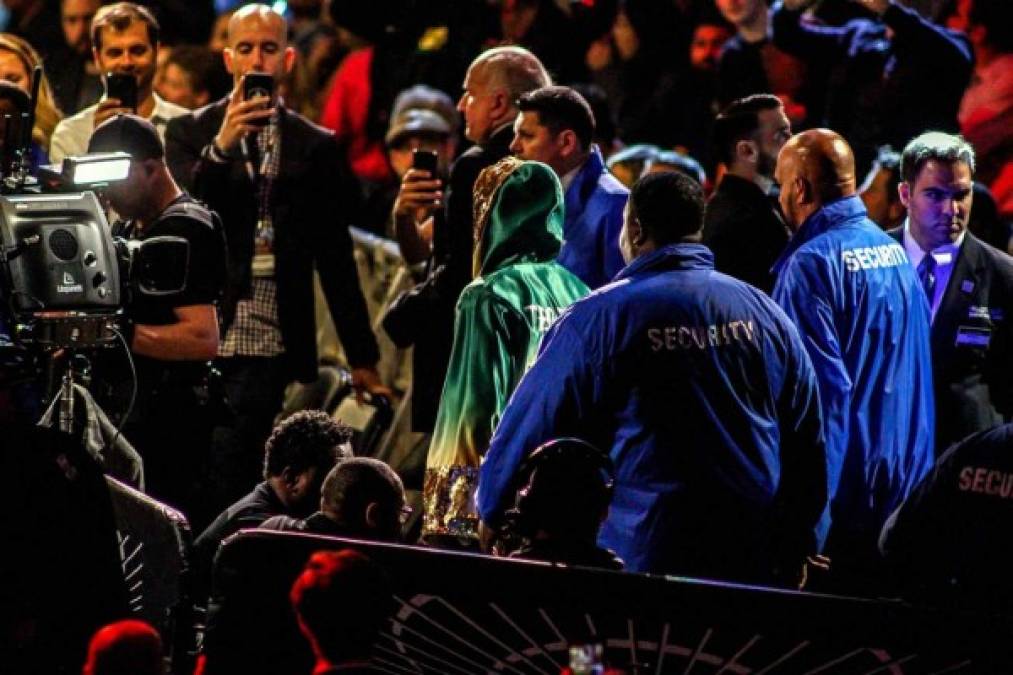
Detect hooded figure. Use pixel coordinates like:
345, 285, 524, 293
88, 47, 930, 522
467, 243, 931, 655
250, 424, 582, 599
423, 158, 590, 542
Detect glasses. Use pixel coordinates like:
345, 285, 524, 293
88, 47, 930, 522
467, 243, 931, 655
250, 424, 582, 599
399, 504, 414, 525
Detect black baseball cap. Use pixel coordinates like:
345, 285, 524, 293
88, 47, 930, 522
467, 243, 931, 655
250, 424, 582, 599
87, 113, 164, 161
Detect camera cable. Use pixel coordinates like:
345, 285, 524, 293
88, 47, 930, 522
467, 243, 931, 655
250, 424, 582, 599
108, 325, 137, 450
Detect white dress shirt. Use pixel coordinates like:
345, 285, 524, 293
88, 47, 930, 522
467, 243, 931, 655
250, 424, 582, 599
902, 218, 966, 323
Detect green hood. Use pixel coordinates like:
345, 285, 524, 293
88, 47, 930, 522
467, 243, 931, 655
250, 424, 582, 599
472, 158, 564, 277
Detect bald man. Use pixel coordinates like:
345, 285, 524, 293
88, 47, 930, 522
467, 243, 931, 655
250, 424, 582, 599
771, 129, 935, 591
384, 46, 551, 433
164, 4, 385, 516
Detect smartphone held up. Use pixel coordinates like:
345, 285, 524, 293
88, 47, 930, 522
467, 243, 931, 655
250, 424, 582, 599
412, 148, 438, 177
243, 72, 275, 127
105, 72, 137, 112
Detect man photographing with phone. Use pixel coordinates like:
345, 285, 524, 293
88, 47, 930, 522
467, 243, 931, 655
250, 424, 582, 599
50, 2, 188, 163
166, 4, 387, 518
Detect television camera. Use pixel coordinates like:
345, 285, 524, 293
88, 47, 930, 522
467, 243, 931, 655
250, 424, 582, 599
1, 67, 189, 427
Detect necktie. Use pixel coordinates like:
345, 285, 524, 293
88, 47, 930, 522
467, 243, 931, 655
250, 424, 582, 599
917, 253, 936, 302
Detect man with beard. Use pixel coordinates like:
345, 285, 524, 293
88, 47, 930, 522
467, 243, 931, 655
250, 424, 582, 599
165, 4, 385, 513
703, 94, 792, 293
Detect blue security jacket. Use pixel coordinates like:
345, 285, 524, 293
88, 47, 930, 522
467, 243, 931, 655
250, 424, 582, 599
558, 145, 628, 289
772, 195, 935, 544
480, 244, 827, 579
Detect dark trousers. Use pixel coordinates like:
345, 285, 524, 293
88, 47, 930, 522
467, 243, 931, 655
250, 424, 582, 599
118, 376, 213, 525
208, 355, 289, 517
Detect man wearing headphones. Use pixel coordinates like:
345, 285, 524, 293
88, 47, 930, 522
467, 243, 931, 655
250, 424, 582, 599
499, 438, 623, 570
478, 172, 827, 587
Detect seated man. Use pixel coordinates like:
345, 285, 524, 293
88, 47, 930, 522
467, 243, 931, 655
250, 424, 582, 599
290, 550, 393, 674
261, 457, 407, 543
643, 150, 707, 185
880, 423, 1013, 609
194, 411, 351, 596
497, 438, 623, 571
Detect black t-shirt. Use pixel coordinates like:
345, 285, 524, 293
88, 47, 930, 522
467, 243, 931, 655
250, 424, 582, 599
122, 195, 226, 327
100, 195, 226, 390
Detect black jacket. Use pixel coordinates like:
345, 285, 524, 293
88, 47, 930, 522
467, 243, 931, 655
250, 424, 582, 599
165, 99, 378, 382
888, 229, 1013, 450
703, 174, 789, 294
880, 423, 1013, 609
382, 124, 514, 431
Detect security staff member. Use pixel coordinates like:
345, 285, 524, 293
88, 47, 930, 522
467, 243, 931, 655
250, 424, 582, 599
479, 172, 827, 586
772, 129, 935, 589
880, 423, 1013, 609
89, 114, 225, 520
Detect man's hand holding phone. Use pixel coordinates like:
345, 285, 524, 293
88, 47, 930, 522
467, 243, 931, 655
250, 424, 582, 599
392, 150, 443, 263
94, 72, 138, 128
213, 74, 275, 155
393, 151, 443, 223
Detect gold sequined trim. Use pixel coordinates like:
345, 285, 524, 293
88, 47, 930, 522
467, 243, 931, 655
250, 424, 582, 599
423, 465, 480, 539
472, 156, 524, 277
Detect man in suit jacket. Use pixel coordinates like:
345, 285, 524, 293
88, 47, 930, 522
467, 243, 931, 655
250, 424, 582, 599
890, 131, 1013, 451
165, 5, 384, 510
383, 46, 551, 433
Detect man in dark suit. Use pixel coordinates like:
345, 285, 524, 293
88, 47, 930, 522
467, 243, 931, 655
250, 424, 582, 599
164, 4, 385, 510
703, 94, 792, 294
889, 131, 1013, 451
383, 46, 550, 433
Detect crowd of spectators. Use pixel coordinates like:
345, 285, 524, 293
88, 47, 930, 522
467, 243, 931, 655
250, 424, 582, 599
1, 0, 1005, 219
1, 0, 1012, 672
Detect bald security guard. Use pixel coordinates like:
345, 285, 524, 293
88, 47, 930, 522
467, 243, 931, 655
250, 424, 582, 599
772, 129, 935, 590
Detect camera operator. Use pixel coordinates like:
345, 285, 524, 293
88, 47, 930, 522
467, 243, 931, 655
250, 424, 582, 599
88, 113, 226, 522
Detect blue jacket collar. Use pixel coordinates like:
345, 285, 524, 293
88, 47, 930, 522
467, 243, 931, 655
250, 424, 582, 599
616, 242, 714, 281
565, 145, 606, 207
772, 194, 867, 276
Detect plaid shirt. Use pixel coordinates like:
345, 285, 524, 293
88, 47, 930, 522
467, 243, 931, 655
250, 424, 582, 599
219, 277, 284, 357
219, 113, 285, 358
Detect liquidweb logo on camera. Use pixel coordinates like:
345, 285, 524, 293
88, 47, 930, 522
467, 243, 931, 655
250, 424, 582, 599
57, 270, 84, 294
